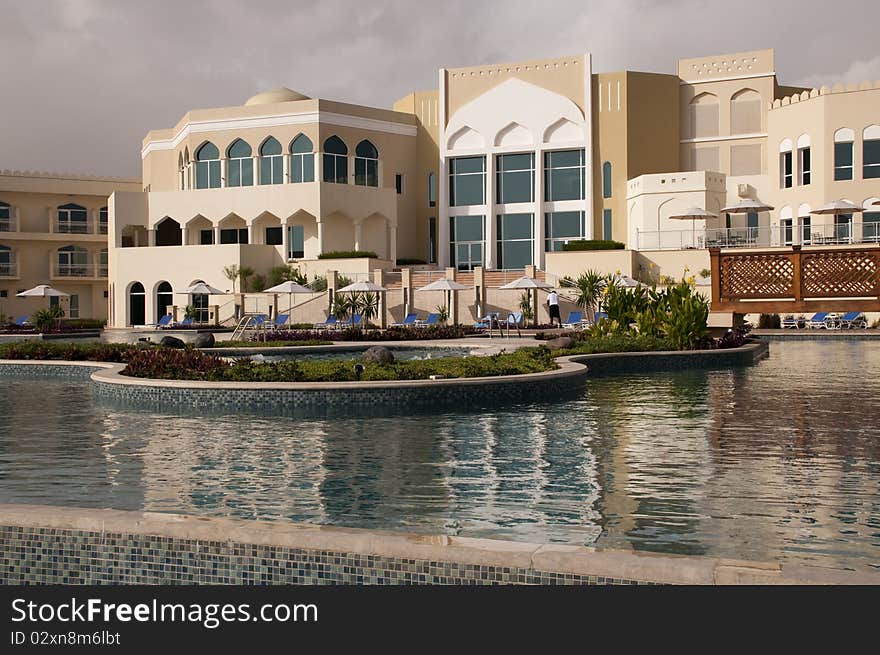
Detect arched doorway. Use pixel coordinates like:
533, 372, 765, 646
155, 217, 182, 246
129, 282, 146, 326
156, 281, 173, 322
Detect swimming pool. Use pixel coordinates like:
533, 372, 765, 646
0, 340, 877, 572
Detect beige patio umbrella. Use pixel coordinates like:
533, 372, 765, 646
263, 280, 314, 320
17, 285, 70, 328
336, 280, 387, 325
417, 278, 471, 322
811, 200, 864, 242
668, 207, 718, 248
720, 198, 775, 213
499, 276, 553, 328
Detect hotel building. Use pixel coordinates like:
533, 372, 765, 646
4, 47, 877, 326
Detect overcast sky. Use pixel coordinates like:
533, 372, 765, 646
1, 0, 878, 178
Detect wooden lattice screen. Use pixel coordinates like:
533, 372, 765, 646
709, 246, 880, 313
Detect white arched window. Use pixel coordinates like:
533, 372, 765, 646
797, 134, 811, 185
863, 125, 880, 179
779, 206, 793, 245
259, 137, 283, 185
195, 142, 221, 189
779, 139, 793, 189
0, 245, 14, 277
289, 134, 314, 183
226, 139, 253, 187
798, 203, 812, 245
0, 201, 11, 231
354, 140, 379, 187
57, 203, 88, 234
322, 136, 348, 184
833, 128, 854, 181
57, 245, 89, 276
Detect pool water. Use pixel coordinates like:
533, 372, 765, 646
0, 340, 878, 572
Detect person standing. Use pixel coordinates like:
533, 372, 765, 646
546, 289, 560, 328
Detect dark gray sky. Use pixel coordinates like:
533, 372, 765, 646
1, 0, 877, 178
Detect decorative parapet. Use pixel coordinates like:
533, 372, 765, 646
0, 168, 139, 183
769, 80, 880, 110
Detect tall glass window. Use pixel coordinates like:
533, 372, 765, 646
602, 161, 612, 198
195, 142, 221, 189
864, 138, 880, 179
323, 136, 348, 184
99, 249, 108, 276
834, 141, 853, 180
227, 139, 253, 187
287, 225, 305, 259
781, 218, 793, 245
355, 140, 379, 187
798, 147, 811, 185
863, 209, 880, 242
265, 227, 283, 245
289, 134, 315, 183
57, 245, 89, 276
449, 215, 484, 271
99, 207, 108, 234
259, 137, 283, 185
0, 202, 9, 231
496, 213, 533, 270
544, 150, 586, 201
428, 217, 437, 263
544, 211, 585, 251
496, 153, 534, 204
448, 157, 485, 207
603, 209, 613, 240
57, 203, 88, 233
428, 172, 436, 207
780, 150, 793, 188
219, 228, 248, 244
800, 215, 811, 245
0, 245, 13, 276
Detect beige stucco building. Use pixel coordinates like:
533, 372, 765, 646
0, 170, 140, 323
5, 46, 876, 326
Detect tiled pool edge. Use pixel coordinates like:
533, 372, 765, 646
0, 340, 769, 409
1, 504, 873, 585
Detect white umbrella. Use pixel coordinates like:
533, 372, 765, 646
417, 278, 471, 323
810, 199, 864, 215
498, 276, 553, 290
178, 282, 225, 295
720, 198, 775, 213
263, 281, 314, 320
336, 280, 387, 293
17, 284, 69, 298
608, 274, 643, 288
668, 207, 718, 248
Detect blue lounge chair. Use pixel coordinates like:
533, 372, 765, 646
155, 314, 173, 329
419, 313, 439, 327
781, 315, 800, 329
561, 311, 583, 329
392, 313, 419, 327
314, 315, 337, 330
507, 312, 523, 327
347, 314, 363, 328
806, 312, 829, 329
594, 311, 608, 323
839, 311, 867, 329
13, 315, 29, 326
272, 314, 289, 329
175, 317, 193, 328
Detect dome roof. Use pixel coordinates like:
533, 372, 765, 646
244, 87, 310, 106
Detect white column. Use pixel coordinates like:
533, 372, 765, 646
247, 223, 255, 244
253, 156, 260, 185
438, 160, 450, 268
213, 225, 221, 245
533, 149, 544, 269
219, 159, 227, 187
348, 155, 355, 184
147, 229, 156, 247
47, 207, 55, 233
281, 222, 289, 260
283, 153, 290, 183
353, 220, 363, 251
316, 220, 324, 255
484, 154, 496, 270
181, 227, 188, 245
378, 160, 384, 188
89, 209, 97, 234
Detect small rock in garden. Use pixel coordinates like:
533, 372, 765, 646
362, 345, 395, 363
193, 333, 216, 349
159, 336, 186, 349
545, 336, 574, 350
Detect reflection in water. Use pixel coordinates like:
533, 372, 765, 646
0, 340, 877, 572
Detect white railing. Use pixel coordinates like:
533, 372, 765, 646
52, 263, 103, 278
0, 262, 18, 277
637, 223, 880, 250
0, 217, 17, 232
53, 220, 103, 235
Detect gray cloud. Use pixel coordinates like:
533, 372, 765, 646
1, 0, 877, 177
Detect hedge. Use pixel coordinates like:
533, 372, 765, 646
561, 240, 625, 251
317, 251, 379, 259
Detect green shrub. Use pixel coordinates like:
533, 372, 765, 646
32, 305, 64, 332
758, 313, 781, 329
61, 319, 106, 330
0, 341, 139, 362
317, 251, 378, 259
561, 240, 625, 251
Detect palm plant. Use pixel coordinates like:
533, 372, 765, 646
222, 264, 239, 293
563, 270, 607, 323
238, 266, 255, 293
519, 292, 534, 323
360, 292, 379, 324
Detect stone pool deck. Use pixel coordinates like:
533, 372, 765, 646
1, 504, 876, 585
753, 329, 880, 340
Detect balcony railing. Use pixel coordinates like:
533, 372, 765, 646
0, 262, 18, 277
53, 220, 107, 235
637, 222, 880, 251
51, 262, 105, 278
0, 217, 17, 232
